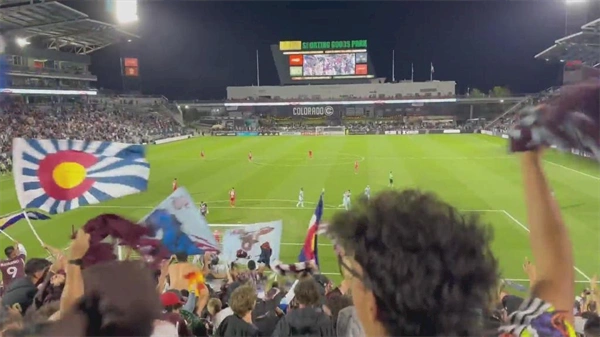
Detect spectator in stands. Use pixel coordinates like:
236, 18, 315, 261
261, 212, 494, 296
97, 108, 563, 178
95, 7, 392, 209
326, 189, 499, 336
2, 258, 51, 315
272, 277, 335, 337
215, 285, 259, 337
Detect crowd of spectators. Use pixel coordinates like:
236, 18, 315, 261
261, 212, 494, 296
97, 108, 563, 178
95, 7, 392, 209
0, 98, 187, 174
0, 85, 598, 337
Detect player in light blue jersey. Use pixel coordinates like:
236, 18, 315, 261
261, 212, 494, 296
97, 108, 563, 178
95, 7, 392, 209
296, 188, 304, 208
364, 185, 371, 200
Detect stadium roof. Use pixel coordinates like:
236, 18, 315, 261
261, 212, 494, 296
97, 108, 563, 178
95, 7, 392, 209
0, 1, 138, 54
535, 18, 600, 67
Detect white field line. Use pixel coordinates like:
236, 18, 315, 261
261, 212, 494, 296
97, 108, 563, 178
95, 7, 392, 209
501, 210, 592, 282
543, 160, 600, 181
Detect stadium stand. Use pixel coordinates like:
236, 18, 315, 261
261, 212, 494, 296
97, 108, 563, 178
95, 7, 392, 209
484, 16, 600, 134
0, 2, 187, 175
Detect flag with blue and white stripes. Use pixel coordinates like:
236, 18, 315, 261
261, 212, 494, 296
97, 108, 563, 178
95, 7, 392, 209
0, 211, 51, 231
12, 138, 150, 214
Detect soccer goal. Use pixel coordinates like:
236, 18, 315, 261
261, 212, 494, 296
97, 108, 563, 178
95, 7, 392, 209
315, 126, 346, 135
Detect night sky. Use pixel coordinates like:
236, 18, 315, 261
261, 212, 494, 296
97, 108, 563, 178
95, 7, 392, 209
65, 1, 600, 100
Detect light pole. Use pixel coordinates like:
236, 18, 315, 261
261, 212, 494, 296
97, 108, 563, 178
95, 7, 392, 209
564, 0, 587, 36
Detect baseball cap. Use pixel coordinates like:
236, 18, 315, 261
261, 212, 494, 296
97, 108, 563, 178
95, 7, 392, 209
160, 292, 183, 307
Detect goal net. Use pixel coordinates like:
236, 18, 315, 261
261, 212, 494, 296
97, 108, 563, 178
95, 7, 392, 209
315, 126, 346, 135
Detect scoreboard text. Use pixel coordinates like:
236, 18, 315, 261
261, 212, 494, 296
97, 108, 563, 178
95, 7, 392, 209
279, 40, 367, 51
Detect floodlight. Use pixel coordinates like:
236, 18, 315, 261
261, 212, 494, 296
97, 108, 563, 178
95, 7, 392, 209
15, 37, 30, 47
565, 0, 586, 4
116, 0, 138, 24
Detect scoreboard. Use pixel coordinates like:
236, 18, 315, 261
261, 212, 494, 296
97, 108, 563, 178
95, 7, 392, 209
272, 39, 375, 83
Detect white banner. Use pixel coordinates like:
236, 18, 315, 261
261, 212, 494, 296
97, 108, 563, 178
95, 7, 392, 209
322, 131, 345, 136
443, 129, 461, 134
221, 220, 283, 266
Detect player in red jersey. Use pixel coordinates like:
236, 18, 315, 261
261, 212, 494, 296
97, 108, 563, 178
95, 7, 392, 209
354, 160, 359, 174
0, 242, 26, 289
229, 188, 236, 207
248, 151, 253, 162
308, 150, 313, 159
172, 178, 178, 191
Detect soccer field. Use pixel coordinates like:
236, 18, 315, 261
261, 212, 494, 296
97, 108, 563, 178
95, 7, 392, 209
0, 134, 598, 291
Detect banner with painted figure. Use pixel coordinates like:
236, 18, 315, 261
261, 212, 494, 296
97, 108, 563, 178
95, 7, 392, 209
139, 187, 220, 256
221, 220, 283, 267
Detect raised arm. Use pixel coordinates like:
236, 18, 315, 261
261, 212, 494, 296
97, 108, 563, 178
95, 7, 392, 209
521, 151, 574, 319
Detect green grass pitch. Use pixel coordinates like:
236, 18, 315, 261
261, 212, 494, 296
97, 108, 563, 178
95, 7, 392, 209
0, 134, 598, 292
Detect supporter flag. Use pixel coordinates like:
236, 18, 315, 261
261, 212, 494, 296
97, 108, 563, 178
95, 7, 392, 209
298, 193, 324, 266
12, 138, 150, 214
139, 187, 220, 256
0, 211, 50, 231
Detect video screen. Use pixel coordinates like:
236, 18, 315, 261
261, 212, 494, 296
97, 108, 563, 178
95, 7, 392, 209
355, 52, 367, 64
302, 54, 356, 77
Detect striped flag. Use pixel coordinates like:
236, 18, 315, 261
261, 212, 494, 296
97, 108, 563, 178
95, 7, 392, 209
0, 211, 50, 231
298, 193, 324, 266
12, 138, 150, 214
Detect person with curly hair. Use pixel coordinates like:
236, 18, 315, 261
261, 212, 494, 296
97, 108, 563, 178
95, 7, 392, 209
326, 189, 500, 336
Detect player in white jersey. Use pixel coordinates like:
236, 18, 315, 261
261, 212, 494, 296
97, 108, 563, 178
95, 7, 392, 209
364, 185, 371, 200
345, 190, 352, 210
296, 188, 305, 208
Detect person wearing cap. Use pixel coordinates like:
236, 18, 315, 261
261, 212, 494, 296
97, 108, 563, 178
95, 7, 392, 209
160, 291, 193, 336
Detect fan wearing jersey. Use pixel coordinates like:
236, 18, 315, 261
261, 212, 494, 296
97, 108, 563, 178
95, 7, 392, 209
0, 242, 27, 289
229, 188, 236, 207
296, 188, 305, 208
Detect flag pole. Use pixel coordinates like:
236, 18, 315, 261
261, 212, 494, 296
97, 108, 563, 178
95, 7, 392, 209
391, 50, 395, 82
22, 210, 44, 245
256, 49, 260, 87
0, 228, 15, 241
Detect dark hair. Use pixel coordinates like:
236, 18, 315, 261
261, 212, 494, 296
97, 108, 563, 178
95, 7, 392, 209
325, 295, 353, 330
24, 259, 51, 277
175, 252, 188, 262
293, 278, 321, 307
4, 246, 14, 258
247, 260, 256, 271
328, 189, 499, 336
585, 313, 600, 337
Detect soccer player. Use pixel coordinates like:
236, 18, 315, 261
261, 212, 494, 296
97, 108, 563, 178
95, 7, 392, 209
200, 150, 205, 159
364, 185, 371, 200
200, 201, 208, 216
354, 160, 359, 174
0, 242, 26, 289
248, 151, 253, 162
296, 188, 305, 208
308, 150, 313, 159
389, 171, 394, 188
172, 178, 178, 192
229, 188, 236, 207
345, 190, 352, 210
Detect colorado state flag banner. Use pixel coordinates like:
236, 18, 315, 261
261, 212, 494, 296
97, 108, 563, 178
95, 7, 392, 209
12, 138, 150, 214
298, 193, 324, 266
0, 211, 51, 231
